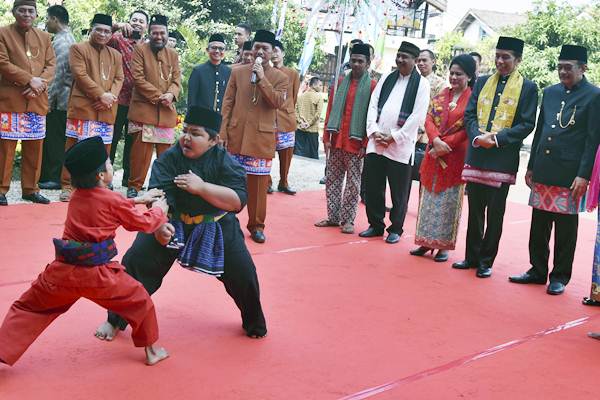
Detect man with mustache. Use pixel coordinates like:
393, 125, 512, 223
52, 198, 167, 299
510, 45, 600, 295
59, 13, 124, 201
126, 15, 181, 199
0, 0, 56, 206
220, 29, 288, 244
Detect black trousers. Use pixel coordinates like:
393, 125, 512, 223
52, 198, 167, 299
465, 182, 510, 268
39, 109, 67, 183
293, 130, 319, 159
364, 153, 412, 234
527, 208, 578, 284
109, 104, 133, 186
107, 232, 267, 337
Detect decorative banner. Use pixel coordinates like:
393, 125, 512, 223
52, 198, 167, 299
271, 0, 279, 30
275, 0, 288, 39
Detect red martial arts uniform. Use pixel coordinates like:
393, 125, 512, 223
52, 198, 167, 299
0, 187, 167, 365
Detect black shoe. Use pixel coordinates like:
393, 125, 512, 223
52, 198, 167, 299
508, 272, 546, 285
319, 177, 326, 185
452, 260, 476, 270
22, 192, 50, 204
358, 227, 384, 238
476, 266, 492, 278
434, 250, 449, 262
547, 281, 565, 295
410, 246, 433, 256
385, 232, 400, 244
0, 193, 7, 206
267, 186, 274, 194
278, 185, 296, 195
251, 231, 266, 243
126, 188, 138, 199
38, 181, 61, 190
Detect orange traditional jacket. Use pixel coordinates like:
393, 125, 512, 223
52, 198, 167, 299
127, 43, 181, 128
67, 41, 124, 124
276, 66, 300, 133
220, 63, 288, 159
0, 23, 55, 115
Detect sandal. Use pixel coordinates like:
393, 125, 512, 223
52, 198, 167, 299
582, 297, 600, 306
314, 219, 339, 228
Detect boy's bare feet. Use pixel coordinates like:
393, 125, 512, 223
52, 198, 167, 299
145, 345, 169, 366
94, 321, 119, 341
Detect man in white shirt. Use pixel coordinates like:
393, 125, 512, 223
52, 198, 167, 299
359, 41, 430, 243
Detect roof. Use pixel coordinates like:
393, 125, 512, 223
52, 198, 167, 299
455, 8, 527, 35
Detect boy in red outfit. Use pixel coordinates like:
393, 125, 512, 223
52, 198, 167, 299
0, 136, 170, 366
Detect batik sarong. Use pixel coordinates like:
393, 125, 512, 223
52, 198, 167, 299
66, 118, 114, 144
128, 121, 176, 145
275, 131, 295, 151
529, 182, 585, 215
0, 112, 46, 140
415, 179, 465, 250
230, 153, 272, 175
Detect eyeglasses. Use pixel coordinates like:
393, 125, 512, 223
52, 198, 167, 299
209, 46, 226, 52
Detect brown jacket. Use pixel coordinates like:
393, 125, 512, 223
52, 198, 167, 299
127, 43, 181, 128
67, 41, 124, 124
276, 66, 300, 133
0, 23, 55, 115
220, 63, 288, 159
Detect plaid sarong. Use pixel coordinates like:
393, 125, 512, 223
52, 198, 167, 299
53, 238, 118, 266
171, 212, 227, 276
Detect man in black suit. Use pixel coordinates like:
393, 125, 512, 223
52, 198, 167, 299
509, 44, 600, 294
452, 36, 538, 278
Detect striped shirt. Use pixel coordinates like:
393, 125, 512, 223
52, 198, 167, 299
48, 28, 75, 111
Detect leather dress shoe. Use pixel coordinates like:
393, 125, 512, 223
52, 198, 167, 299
434, 250, 449, 262
508, 272, 546, 284
0, 193, 7, 206
251, 231, 266, 243
319, 177, 326, 185
267, 186, 274, 194
22, 192, 50, 204
452, 260, 476, 270
358, 227, 384, 238
278, 185, 296, 195
385, 232, 400, 244
547, 281, 566, 295
38, 181, 61, 190
126, 188, 138, 199
476, 266, 492, 278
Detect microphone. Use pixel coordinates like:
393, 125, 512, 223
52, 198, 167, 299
250, 56, 263, 84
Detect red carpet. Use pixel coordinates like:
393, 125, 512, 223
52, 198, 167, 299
1, 188, 599, 399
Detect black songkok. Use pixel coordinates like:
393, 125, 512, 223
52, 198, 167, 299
274, 40, 284, 51
185, 106, 222, 132
350, 43, 371, 58
496, 36, 525, 55
208, 33, 225, 44
91, 13, 112, 27
398, 41, 420, 58
149, 14, 168, 28
559, 44, 588, 63
253, 30, 276, 46
64, 136, 107, 176
242, 40, 253, 51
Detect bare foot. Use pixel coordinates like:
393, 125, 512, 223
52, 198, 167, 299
145, 345, 169, 366
588, 332, 600, 340
94, 321, 119, 341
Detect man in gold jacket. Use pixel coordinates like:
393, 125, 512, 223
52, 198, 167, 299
126, 14, 180, 199
220, 29, 288, 243
0, 0, 56, 205
60, 13, 124, 202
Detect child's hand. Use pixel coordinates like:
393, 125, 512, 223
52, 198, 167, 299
135, 188, 165, 204
174, 170, 205, 195
154, 223, 175, 246
151, 196, 169, 214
